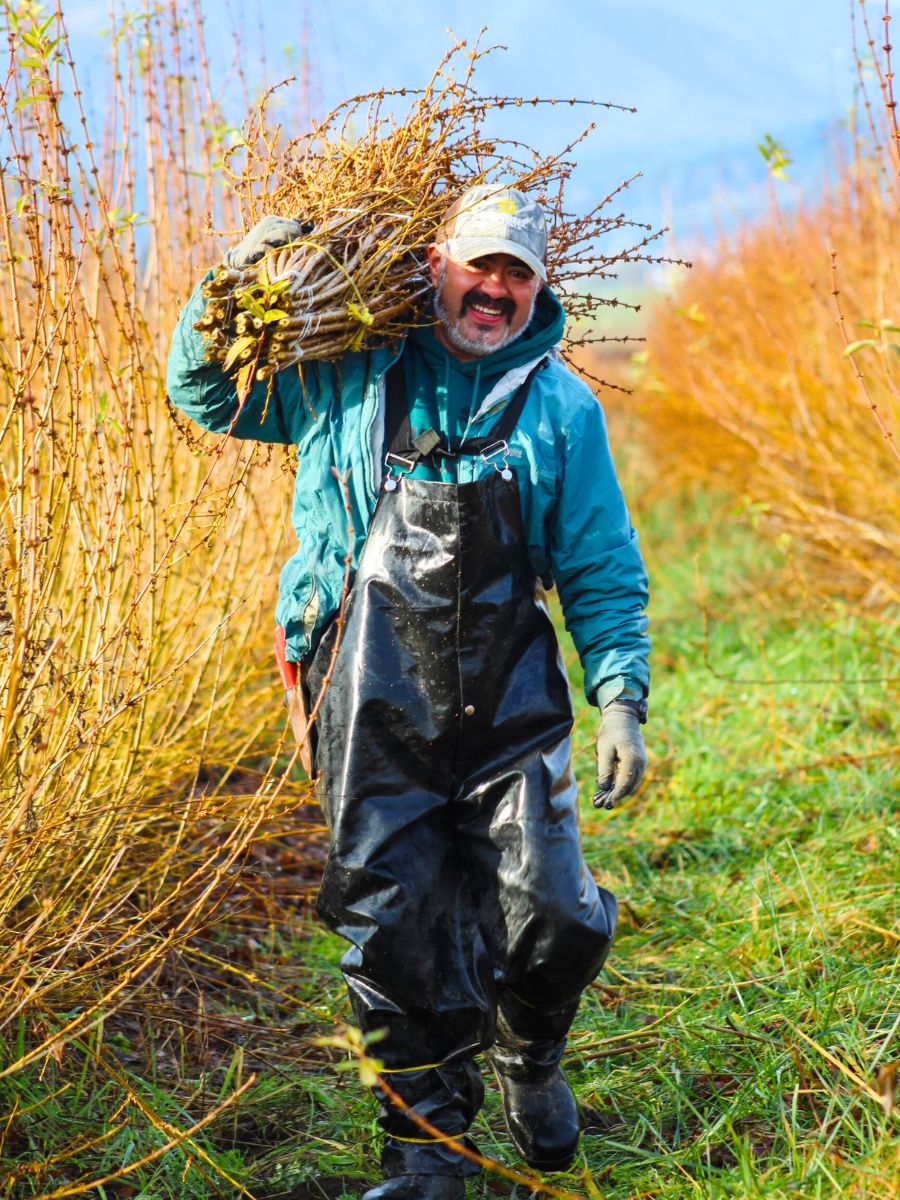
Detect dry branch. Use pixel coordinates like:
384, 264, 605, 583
195, 40, 684, 388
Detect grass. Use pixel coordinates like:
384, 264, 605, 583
556, 501, 898, 1198
3, 485, 896, 1200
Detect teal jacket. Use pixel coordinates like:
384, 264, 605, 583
166, 281, 650, 708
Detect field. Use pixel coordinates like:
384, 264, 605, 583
1, 3, 898, 1198
3, 479, 897, 1199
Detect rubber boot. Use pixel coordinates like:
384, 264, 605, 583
485, 1025, 579, 1171
362, 1060, 484, 1199
361, 1176, 464, 1200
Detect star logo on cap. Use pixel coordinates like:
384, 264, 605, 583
497, 196, 518, 215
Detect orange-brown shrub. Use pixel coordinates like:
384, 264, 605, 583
631, 153, 899, 602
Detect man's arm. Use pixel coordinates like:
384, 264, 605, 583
166, 219, 315, 443
549, 393, 650, 710
549, 391, 650, 808
166, 274, 315, 444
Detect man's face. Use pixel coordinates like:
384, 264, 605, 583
426, 245, 543, 360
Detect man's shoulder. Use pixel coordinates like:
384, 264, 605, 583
283, 343, 401, 407
534, 353, 603, 424
338, 343, 404, 387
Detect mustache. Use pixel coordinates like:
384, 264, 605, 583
460, 288, 515, 319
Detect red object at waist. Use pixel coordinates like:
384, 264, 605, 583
274, 624, 298, 689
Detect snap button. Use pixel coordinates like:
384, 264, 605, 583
464, 704, 475, 716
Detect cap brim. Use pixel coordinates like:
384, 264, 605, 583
440, 235, 547, 282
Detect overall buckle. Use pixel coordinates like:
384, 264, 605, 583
480, 440, 513, 481
383, 452, 416, 492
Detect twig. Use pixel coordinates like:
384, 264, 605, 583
829, 249, 900, 460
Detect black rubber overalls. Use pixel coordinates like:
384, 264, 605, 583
307, 361, 617, 1179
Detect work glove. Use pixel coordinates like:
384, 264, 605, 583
225, 215, 310, 268
593, 698, 647, 809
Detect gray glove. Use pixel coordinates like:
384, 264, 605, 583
225, 215, 308, 269
593, 699, 647, 809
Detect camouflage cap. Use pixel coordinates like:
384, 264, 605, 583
434, 185, 547, 282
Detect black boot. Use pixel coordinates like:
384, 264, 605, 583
361, 1176, 464, 1200
363, 1060, 483, 1199
485, 1028, 579, 1171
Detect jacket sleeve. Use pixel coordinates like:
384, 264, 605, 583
166, 273, 315, 443
549, 394, 650, 708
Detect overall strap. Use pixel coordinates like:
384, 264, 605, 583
385, 356, 548, 470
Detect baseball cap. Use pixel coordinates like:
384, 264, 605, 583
434, 185, 548, 282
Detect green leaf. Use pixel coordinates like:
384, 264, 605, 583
223, 335, 256, 371
347, 301, 374, 327
757, 132, 792, 180
235, 361, 254, 398
676, 302, 706, 324
21, 30, 43, 50
13, 94, 49, 111
843, 339, 878, 356
263, 309, 288, 323
237, 294, 266, 319
358, 1062, 380, 1087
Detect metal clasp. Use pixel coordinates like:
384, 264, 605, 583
480, 440, 513, 481
383, 452, 416, 492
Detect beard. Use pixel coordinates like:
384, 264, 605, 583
433, 264, 537, 358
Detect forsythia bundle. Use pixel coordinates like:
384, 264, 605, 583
195, 42, 678, 393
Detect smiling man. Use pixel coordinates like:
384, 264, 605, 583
428, 186, 545, 357
431, 248, 538, 354
167, 185, 650, 1200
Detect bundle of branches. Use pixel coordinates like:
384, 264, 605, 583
197, 40, 683, 394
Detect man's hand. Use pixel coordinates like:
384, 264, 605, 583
593, 699, 647, 809
225, 216, 309, 269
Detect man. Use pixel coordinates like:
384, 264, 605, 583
167, 186, 649, 1199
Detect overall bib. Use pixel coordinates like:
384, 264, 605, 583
307, 362, 617, 1178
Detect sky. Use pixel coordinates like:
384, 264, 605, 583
61, 0, 862, 249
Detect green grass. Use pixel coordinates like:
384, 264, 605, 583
2, 489, 897, 1199
549, 490, 898, 1199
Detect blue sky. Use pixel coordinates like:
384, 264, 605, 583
63, 0, 860, 245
